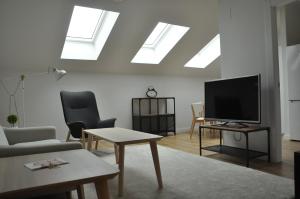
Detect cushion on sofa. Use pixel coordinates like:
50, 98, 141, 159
13, 139, 61, 146
0, 126, 9, 146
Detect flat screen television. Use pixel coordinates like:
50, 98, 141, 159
204, 74, 261, 124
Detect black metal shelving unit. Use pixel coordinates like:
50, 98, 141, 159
132, 97, 176, 136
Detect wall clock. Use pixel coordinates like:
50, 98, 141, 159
146, 86, 157, 98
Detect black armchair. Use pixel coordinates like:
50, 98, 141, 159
60, 91, 116, 143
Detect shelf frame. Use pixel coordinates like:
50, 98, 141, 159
132, 97, 176, 136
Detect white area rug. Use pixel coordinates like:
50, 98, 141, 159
80, 145, 294, 199
37, 145, 294, 199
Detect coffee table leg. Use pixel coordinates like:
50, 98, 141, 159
118, 144, 125, 196
95, 140, 99, 150
65, 191, 72, 199
87, 134, 93, 151
77, 185, 85, 199
114, 144, 119, 164
150, 141, 163, 189
81, 130, 86, 149
95, 180, 110, 199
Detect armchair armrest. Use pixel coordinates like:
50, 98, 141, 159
97, 118, 116, 128
0, 142, 83, 158
4, 126, 56, 145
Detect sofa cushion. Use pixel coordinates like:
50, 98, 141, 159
0, 126, 9, 146
13, 139, 61, 147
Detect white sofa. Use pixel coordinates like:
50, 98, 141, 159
0, 126, 82, 157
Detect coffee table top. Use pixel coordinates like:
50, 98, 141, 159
84, 127, 163, 144
0, 149, 119, 197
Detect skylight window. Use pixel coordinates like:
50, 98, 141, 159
66, 6, 104, 40
131, 22, 190, 64
61, 6, 119, 60
184, 34, 221, 68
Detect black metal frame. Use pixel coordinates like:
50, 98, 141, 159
199, 125, 270, 167
204, 74, 262, 124
132, 97, 176, 136
295, 151, 300, 199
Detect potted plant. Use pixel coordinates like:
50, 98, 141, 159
7, 114, 18, 127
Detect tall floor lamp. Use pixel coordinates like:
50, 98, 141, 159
0, 67, 67, 127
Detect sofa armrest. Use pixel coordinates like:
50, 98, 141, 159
4, 126, 56, 145
0, 142, 83, 157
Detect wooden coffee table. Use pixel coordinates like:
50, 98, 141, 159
83, 127, 163, 196
0, 149, 119, 199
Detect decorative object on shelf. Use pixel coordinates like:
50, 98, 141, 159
146, 86, 157, 98
6, 114, 18, 127
132, 97, 176, 136
0, 66, 67, 127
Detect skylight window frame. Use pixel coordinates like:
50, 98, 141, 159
184, 34, 221, 69
131, 22, 190, 64
143, 23, 171, 49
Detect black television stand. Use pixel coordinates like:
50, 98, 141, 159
213, 122, 249, 129
199, 124, 270, 167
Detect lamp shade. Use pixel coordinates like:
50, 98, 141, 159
53, 68, 67, 81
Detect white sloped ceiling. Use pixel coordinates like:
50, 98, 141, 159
0, 0, 220, 77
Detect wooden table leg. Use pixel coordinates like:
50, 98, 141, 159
95, 140, 99, 150
114, 144, 119, 164
149, 141, 163, 189
87, 134, 93, 151
245, 133, 249, 167
95, 180, 110, 199
118, 144, 125, 197
199, 127, 202, 156
65, 191, 72, 199
77, 185, 85, 199
267, 128, 271, 162
81, 130, 86, 149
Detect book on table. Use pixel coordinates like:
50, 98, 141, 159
24, 158, 69, 170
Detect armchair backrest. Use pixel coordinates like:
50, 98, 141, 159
60, 91, 100, 129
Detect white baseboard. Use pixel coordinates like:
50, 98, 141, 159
282, 133, 290, 140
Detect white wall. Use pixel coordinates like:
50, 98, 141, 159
277, 6, 290, 136
0, 72, 210, 140
219, 0, 282, 162
286, 44, 300, 140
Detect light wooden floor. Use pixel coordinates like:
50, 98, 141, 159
94, 131, 300, 179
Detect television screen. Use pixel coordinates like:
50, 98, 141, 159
204, 74, 261, 123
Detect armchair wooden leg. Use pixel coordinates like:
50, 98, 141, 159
66, 131, 71, 142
